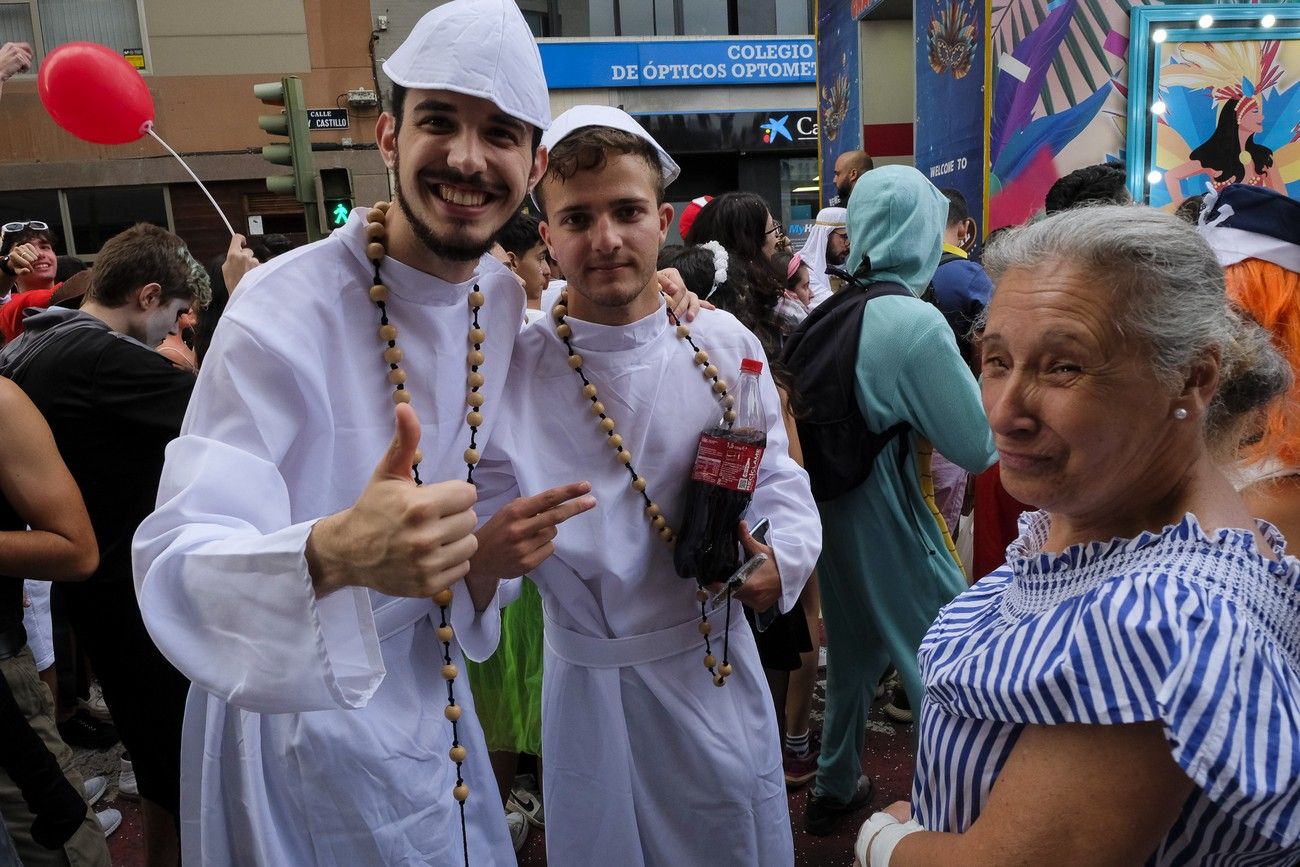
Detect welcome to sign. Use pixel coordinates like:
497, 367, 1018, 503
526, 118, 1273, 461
538, 38, 817, 89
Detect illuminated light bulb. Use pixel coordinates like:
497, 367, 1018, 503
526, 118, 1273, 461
1151, 100, 1167, 115
1261, 14, 1276, 27
1147, 170, 1163, 185
1198, 14, 1214, 28
1152, 28, 1168, 43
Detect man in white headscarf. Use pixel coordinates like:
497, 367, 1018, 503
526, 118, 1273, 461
800, 206, 850, 308
131, 2, 597, 863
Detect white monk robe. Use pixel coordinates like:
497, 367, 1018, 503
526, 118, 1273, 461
132, 211, 518, 865
474, 303, 821, 865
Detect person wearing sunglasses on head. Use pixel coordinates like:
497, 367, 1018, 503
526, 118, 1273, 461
0, 222, 89, 344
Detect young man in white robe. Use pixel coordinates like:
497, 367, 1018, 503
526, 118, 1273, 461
130, 2, 605, 863
467, 106, 822, 865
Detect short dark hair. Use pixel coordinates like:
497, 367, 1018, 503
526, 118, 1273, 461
535, 126, 664, 216
1044, 162, 1129, 214
939, 188, 970, 228
88, 224, 212, 310
390, 82, 543, 151
251, 233, 293, 262
1, 225, 57, 259
495, 210, 544, 257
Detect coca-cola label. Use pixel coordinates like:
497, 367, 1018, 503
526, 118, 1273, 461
691, 434, 765, 492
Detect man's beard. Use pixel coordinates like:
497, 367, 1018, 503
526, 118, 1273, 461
393, 151, 496, 263
835, 182, 854, 205
827, 245, 849, 267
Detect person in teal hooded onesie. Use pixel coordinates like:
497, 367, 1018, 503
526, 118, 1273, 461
806, 166, 996, 834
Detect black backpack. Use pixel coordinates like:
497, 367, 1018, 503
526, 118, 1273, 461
778, 272, 915, 501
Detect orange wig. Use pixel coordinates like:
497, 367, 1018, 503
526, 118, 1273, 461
1224, 257, 1300, 467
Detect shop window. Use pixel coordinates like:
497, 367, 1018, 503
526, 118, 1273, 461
0, 0, 146, 67
65, 186, 168, 257
778, 157, 820, 252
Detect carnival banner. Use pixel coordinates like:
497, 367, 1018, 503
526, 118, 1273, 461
817, 0, 864, 207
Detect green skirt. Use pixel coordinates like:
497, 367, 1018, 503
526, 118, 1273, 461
465, 577, 544, 755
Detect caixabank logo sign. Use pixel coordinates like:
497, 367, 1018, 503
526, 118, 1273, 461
759, 113, 818, 146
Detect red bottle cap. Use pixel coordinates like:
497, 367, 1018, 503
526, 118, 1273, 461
740, 358, 763, 375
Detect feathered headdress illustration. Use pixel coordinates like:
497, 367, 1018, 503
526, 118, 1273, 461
1161, 40, 1287, 117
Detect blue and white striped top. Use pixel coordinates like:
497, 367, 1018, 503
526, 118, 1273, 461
913, 511, 1300, 864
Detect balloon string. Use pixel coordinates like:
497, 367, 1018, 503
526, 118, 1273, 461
146, 126, 236, 237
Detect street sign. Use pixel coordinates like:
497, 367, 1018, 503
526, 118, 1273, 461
307, 109, 350, 131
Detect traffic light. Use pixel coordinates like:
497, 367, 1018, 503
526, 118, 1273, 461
254, 76, 322, 240
318, 168, 354, 233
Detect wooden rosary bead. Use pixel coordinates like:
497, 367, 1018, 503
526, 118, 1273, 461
651, 515, 667, 530
468, 327, 487, 345
453, 784, 470, 802
703, 365, 718, 378
552, 304, 567, 320
645, 503, 661, 519
659, 527, 674, 542
694, 350, 709, 365
464, 448, 480, 465
567, 354, 584, 369
392, 389, 411, 404
442, 663, 458, 681
712, 380, 728, 394
467, 371, 485, 388
383, 346, 403, 364
713, 674, 726, 687
466, 411, 484, 427
373, 200, 391, 212
719, 662, 733, 677
445, 704, 462, 722
449, 745, 467, 763
704, 654, 716, 669
556, 323, 572, 339
412, 450, 423, 466
632, 477, 647, 492
378, 323, 398, 342
590, 401, 605, 416
599, 417, 615, 433
723, 394, 736, 409
370, 284, 390, 303
468, 349, 485, 366
434, 589, 454, 606
696, 588, 709, 602
468, 290, 485, 307
676, 325, 690, 338
364, 221, 386, 240
583, 384, 598, 399
724, 410, 737, 423
436, 625, 455, 642
467, 392, 485, 408
366, 242, 386, 261
698, 621, 712, 636
388, 368, 407, 386
616, 448, 632, 464
608, 433, 623, 449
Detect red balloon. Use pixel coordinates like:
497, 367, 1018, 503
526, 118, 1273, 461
38, 42, 154, 145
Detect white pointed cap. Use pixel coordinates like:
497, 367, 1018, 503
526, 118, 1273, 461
382, 0, 551, 131
540, 105, 680, 185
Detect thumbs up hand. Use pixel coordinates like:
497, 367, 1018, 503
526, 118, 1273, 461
306, 404, 479, 599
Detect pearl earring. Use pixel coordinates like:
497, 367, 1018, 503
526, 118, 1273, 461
1173, 408, 1189, 420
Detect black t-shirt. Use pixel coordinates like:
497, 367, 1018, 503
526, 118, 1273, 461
0, 491, 27, 638
0, 314, 194, 594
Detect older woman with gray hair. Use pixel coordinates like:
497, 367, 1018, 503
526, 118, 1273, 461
854, 205, 1300, 866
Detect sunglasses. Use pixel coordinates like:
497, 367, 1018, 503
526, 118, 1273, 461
2, 220, 49, 234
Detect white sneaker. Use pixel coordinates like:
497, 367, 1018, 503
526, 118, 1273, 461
505, 809, 528, 853
96, 808, 122, 838
79, 683, 111, 722
507, 782, 544, 829
117, 757, 138, 799
82, 776, 107, 808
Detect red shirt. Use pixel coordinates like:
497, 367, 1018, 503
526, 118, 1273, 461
0, 287, 57, 343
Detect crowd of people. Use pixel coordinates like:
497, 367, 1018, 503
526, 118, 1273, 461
2, 0, 1299, 865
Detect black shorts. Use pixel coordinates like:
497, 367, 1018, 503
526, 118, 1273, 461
745, 603, 813, 673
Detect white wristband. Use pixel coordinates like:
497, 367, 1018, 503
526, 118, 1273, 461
854, 812, 923, 866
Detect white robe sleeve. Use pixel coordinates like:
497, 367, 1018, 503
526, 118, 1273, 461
747, 342, 821, 615
133, 318, 385, 714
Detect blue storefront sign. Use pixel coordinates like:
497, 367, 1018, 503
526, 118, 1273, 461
538, 38, 817, 89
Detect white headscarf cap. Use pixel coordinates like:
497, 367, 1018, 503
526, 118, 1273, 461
382, 0, 551, 131
801, 206, 847, 299
540, 105, 680, 185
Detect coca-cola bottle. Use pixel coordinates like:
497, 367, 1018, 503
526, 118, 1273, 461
674, 357, 768, 586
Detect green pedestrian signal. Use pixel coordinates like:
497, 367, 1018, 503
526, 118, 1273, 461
330, 201, 350, 227
316, 168, 355, 233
